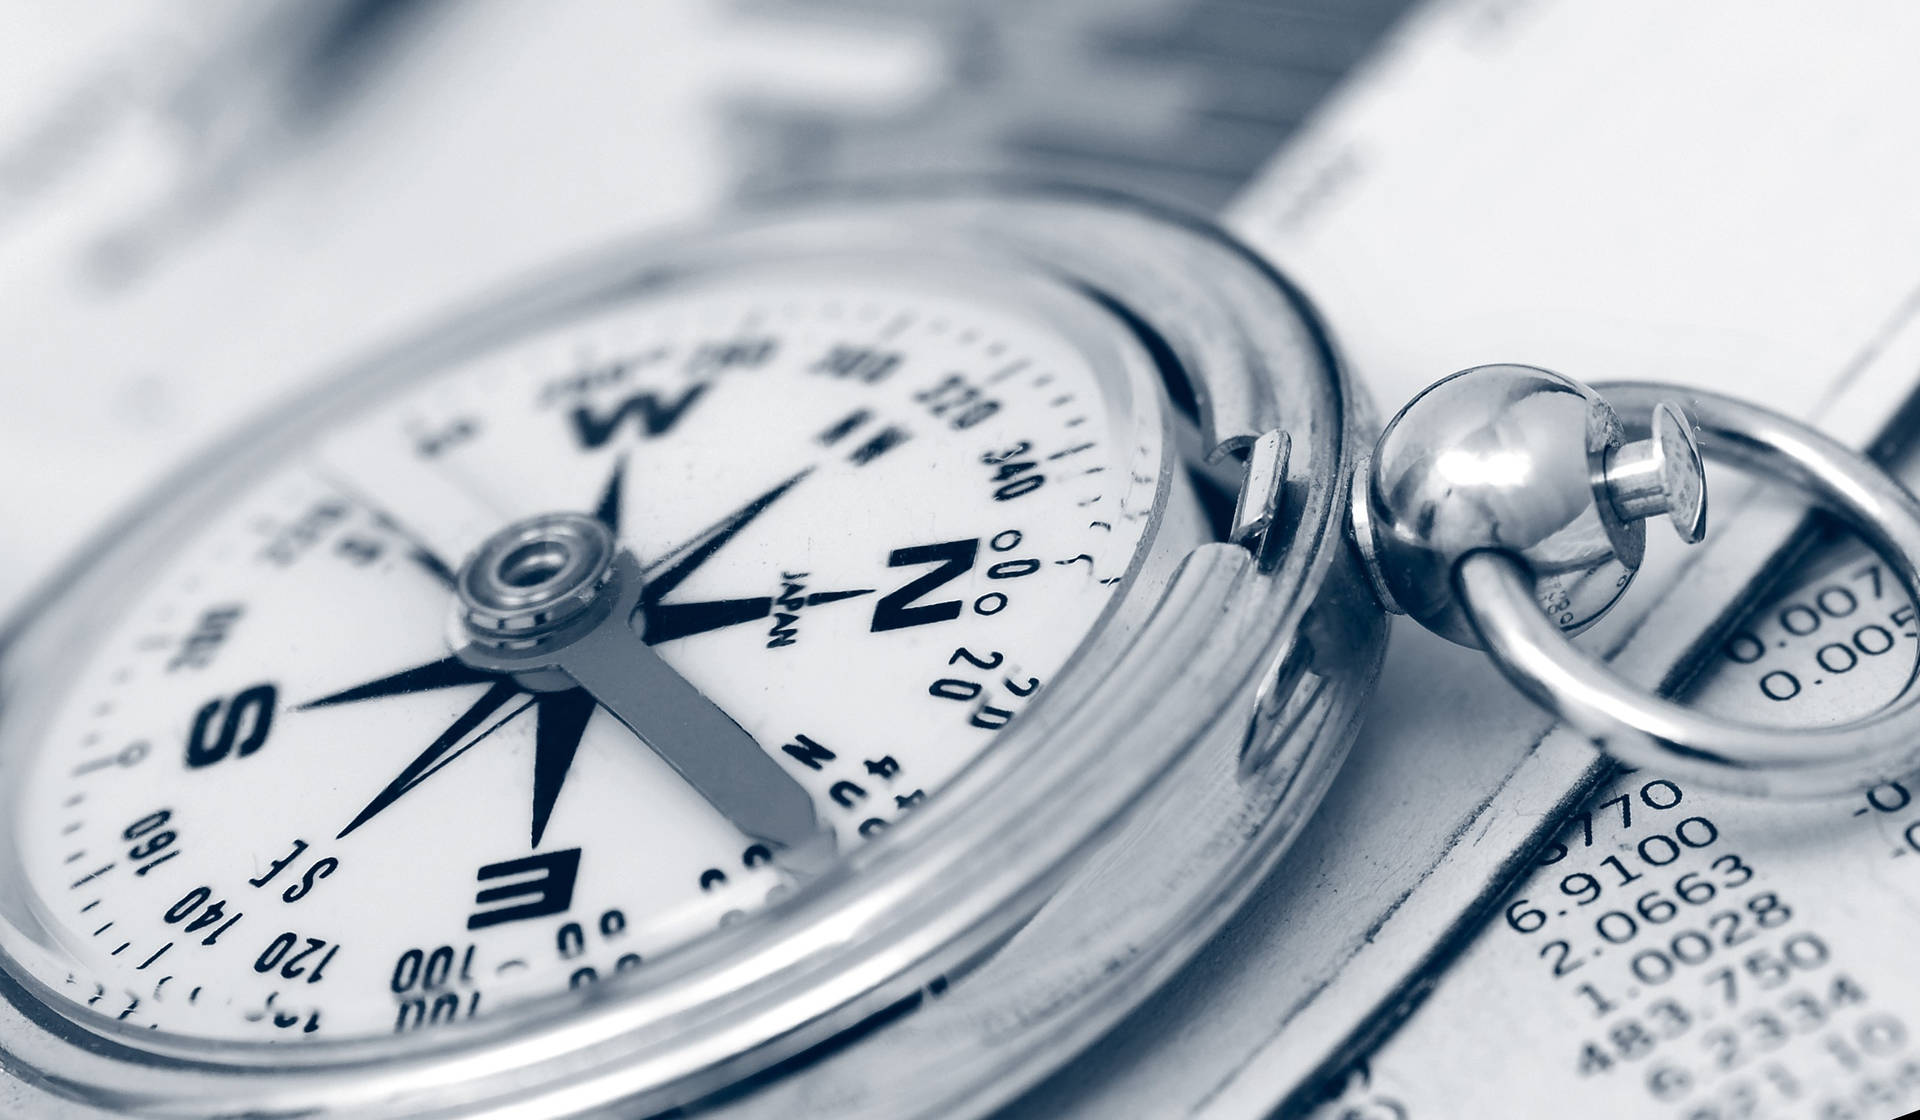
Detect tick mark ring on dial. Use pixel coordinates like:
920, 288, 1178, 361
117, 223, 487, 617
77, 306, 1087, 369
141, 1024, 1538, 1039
457, 513, 618, 649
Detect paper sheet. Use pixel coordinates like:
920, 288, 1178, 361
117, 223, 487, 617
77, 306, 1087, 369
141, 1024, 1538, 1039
1001, 3, 1920, 1116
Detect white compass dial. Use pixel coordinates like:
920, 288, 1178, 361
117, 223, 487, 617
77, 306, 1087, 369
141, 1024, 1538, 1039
3, 267, 1166, 1042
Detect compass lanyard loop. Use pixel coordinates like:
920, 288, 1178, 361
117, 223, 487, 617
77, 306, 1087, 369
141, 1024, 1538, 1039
1339, 363, 1920, 798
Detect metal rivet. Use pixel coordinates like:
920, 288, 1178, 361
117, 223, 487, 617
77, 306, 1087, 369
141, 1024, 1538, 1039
1602, 400, 1707, 543
1232, 429, 1290, 555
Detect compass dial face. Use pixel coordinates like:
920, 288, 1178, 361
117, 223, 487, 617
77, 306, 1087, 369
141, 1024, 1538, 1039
0, 264, 1167, 1043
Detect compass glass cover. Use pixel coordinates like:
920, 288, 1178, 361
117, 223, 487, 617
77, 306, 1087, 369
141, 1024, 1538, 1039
0, 261, 1168, 1044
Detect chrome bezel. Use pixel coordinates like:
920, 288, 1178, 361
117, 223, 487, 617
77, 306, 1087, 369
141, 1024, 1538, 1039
0, 187, 1384, 1118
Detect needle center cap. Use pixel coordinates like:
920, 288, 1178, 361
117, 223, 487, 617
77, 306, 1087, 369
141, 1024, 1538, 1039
457, 512, 617, 647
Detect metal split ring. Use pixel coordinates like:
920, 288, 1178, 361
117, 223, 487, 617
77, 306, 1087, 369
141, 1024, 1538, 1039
1458, 384, 1920, 799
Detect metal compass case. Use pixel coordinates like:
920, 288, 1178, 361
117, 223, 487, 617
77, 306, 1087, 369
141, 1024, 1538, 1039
0, 190, 1388, 1118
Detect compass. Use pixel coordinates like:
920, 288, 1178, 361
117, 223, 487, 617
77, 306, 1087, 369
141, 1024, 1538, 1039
5, 189, 1918, 1119
0, 191, 1384, 1117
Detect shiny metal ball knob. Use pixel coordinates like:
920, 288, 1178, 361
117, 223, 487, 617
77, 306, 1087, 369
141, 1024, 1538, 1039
1351, 364, 1707, 648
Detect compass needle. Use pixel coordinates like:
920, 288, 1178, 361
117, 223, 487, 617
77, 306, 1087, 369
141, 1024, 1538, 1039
314, 470, 464, 590
309, 423, 508, 576
557, 611, 827, 856
454, 517, 831, 855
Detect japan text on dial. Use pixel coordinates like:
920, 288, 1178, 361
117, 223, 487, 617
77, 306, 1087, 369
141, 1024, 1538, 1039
0, 191, 1384, 1119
